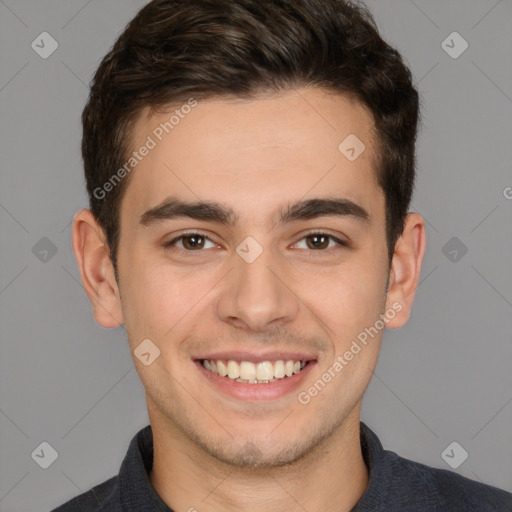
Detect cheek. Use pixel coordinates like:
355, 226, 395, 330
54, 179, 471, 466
121, 257, 216, 341
303, 260, 387, 335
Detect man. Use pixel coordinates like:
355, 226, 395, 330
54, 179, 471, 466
53, 0, 512, 510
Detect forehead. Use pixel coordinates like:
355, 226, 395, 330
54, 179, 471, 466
120, 88, 382, 226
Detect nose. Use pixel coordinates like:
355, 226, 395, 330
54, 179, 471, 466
215, 244, 300, 333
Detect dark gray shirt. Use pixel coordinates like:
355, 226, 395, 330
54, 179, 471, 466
51, 422, 512, 511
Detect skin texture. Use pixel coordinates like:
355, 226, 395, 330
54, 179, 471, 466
72, 87, 426, 512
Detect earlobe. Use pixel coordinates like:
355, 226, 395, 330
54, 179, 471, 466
384, 213, 426, 329
72, 209, 124, 328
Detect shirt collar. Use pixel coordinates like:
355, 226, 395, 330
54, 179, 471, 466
117, 424, 172, 511
351, 422, 392, 510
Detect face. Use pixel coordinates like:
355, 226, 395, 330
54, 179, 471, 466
111, 88, 398, 467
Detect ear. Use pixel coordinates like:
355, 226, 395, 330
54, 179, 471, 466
384, 213, 426, 329
72, 209, 124, 328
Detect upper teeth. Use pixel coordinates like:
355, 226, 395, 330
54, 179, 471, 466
202, 359, 306, 382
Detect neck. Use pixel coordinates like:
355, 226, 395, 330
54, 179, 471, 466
149, 405, 369, 512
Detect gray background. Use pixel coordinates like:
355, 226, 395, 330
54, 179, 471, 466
0, 0, 511, 510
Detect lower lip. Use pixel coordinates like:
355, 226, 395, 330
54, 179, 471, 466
195, 360, 316, 401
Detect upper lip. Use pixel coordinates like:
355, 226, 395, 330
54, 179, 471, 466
194, 350, 317, 364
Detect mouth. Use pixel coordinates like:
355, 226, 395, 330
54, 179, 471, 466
194, 354, 317, 401
200, 358, 310, 384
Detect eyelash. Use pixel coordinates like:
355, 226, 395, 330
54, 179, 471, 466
164, 230, 348, 254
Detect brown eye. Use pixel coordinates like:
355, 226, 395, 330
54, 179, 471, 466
306, 234, 331, 250
165, 233, 216, 251
294, 232, 347, 251
181, 234, 206, 250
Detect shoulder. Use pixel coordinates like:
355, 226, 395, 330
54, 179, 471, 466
50, 475, 118, 512
385, 450, 512, 511
358, 423, 512, 511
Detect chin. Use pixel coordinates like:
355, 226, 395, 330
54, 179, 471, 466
206, 441, 310, 469
200, 414, 345, 470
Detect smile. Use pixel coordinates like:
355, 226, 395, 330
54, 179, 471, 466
201, 359, 308, 383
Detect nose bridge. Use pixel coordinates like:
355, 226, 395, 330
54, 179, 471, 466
215, 239, 299, 331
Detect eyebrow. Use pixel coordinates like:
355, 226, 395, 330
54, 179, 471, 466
139, 196, 370, 228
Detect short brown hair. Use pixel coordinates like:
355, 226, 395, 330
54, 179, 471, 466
81, 0, 420, 277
